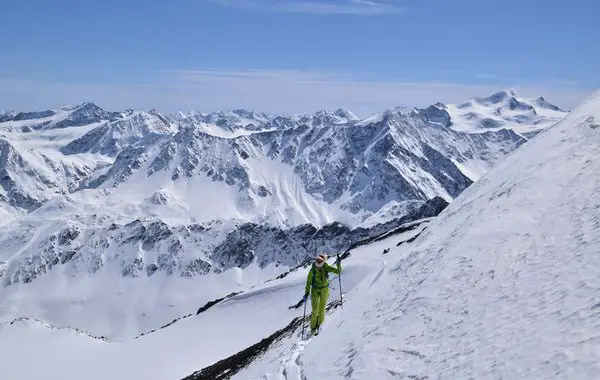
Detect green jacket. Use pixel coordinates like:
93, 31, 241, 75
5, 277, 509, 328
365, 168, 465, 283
305, 261, 341, 295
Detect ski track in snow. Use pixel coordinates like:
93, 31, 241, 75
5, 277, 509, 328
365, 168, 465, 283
279, 339, 309, 380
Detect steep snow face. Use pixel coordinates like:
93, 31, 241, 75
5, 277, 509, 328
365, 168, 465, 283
235, 91, 600, 379
61, 110, 177, 157
446, 89, 567, 137
0, 136, 110, 212
0, 102, 122, 131
0, 109, 17, 123
0, 106, 181, 215
180, 109, 272, 130
0, 103, 126, 213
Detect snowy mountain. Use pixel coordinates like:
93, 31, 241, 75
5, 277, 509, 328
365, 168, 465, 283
0, 109, 17, 123
177, 109, 273, 132
0, 89, 596, 379
445, 89, 567, 138
0, 90, 567, 339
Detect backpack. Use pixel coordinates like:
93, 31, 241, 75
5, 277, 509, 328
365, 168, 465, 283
310, 263, 329, 289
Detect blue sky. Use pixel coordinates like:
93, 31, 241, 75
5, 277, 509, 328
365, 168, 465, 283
1, 0, 597, 114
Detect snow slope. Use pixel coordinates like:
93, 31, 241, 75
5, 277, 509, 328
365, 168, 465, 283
0, 220, 428, 380
232, 90, 600, 379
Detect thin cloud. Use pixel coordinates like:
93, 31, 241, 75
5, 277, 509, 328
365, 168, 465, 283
204, 0, 402, 15
0, 69, 592, 116
475, 73, 498, 80
549, 78, 578, 87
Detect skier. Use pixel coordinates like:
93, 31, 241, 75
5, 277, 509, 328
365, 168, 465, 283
303, 253, 342, 335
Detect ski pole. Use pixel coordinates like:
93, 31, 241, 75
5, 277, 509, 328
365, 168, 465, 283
302, 296, 307, 340
337, 253, 343, 309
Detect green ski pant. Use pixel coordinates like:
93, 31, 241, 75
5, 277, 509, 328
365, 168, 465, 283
310, 287, 329, 331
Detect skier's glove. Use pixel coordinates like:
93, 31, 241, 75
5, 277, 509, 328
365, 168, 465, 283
335, 254, 342, 265
303, 293, 309, 301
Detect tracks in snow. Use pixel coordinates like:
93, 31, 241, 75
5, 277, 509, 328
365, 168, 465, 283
181, 298, 344, 379
278, 339, 310, 380
276, 298, 344, 380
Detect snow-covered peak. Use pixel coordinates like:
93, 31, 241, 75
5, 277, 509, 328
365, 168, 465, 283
195, 109, 270, 129
467, 89, 563, 115
333, 108, 359, 121
0, 109, 17, 122
0, 102, 125, 132
445, 89, 567, 136
53, 102, 123, 129
416, 104, 452, 128
0, 108, 16, 116
174, 109, 275, 138
311, 108, 359, 126
471, 89, 534, 112
60, 109, 176, 157
356, 109, 395, 126
475, 88, 517, 104
534, 96, 563, 111
230, 108, 271, 121
268, 114, 302, 129
59, 101, 97, 112
12, 109, 57, 122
